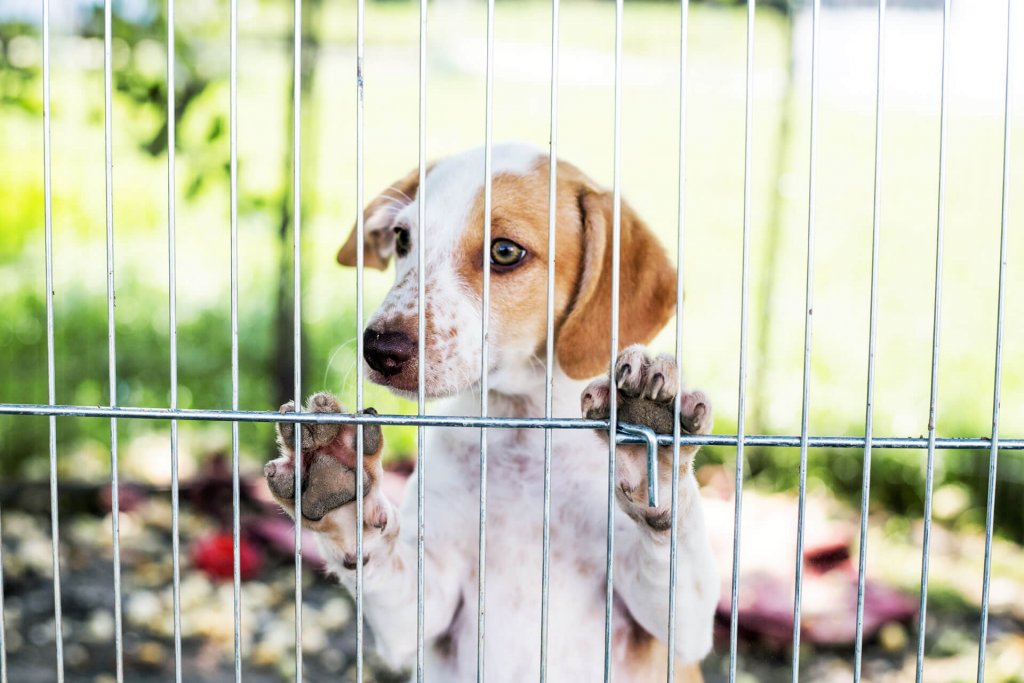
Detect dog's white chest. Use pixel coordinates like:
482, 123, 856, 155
418, 425, 615, 680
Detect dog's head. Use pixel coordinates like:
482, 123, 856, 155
338, 143, 676, 400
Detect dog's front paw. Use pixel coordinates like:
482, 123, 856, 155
265, 392, 388, 533
581, 345, 712, 530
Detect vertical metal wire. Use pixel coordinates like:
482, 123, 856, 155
416, 0, 428, 679
976, 2, 1013, 679
102, 0, 125, 678
228, 0, 242, 675
477, 1, 495, 679
291, 0, 305, 676
790, 1, 821, 679
538, 1, 559, 679
915, 2, 951, 679
166, 0, 183, 678
853, 1, 887, 680
354, 0, 367, 676
603, 2, 624, 681
41, 0, 66, 678
724, 1, 760, 681
666, 0, 690, 678
728, 2, 755, 681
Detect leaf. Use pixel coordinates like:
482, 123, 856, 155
206, 114, 224, 143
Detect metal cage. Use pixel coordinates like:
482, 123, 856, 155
0, 0, 1019, 682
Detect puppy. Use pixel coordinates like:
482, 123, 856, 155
265, 143, 718, 681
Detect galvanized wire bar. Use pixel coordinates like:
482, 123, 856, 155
853, 1, 887, 679
976, 2, 1013, 679
228, 0, 242, 675
666, 0, 690, 677
915, 2, 951, 679
354, 0, 367, 676
41, 0, 66, 678
603, 1, 624, 680
478, 1, 496, 678
539, 0, 560, 679
103, 0, 125, 678
4, 404, 1024, 451
415, 0, 427, 678
166, 0, 184, 677
291, 0, 305, 675
729, 1, 756, 680
790, 1, 821, 678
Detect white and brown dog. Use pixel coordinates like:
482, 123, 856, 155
264, 143, 719, 681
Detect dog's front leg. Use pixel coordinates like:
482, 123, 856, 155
321, 503, 465, 670
582, 346, 720, 666
264, 393, 464, 670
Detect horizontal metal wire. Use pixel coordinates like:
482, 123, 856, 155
2, 403, 1021, 450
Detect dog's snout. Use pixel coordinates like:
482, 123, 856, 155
363, 328, 415, 376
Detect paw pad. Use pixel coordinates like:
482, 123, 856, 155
266, 392, 383, 523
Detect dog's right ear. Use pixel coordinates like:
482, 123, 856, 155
338, 166, 426, 270
556, 190, 676, 380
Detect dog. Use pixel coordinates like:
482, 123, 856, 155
264, 143, 719, 681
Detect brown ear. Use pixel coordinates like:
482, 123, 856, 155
556, 191, 676, 380
338, 165, 427, 270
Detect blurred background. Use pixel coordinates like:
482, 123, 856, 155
1, 0, 1023, 680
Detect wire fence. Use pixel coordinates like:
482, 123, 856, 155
0, 0, 1019, 682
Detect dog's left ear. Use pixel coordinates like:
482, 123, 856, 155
338, 166, 425, 270
556, 191, 676, 380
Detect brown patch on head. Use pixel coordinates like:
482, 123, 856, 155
453, 159, 587, 363
454, 157, 676, 380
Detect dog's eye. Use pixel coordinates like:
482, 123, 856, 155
490, 239, 527, 270
394, 226, 411, 258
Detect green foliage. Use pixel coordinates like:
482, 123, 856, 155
0, 21, 41, 113
0, 281, 348, 477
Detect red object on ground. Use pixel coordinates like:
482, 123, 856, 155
192, 532, 264, 581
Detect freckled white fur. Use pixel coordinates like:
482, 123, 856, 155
319, 143, 718, 681
368, 143, 550, 398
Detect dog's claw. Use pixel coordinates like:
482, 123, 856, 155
616, 364, 632, 388
648, 373, 665, 400
277, 401, 297, 442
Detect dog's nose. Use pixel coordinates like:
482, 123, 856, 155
363, 328, 415, 376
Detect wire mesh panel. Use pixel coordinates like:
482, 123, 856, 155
0, 0, 1020, 682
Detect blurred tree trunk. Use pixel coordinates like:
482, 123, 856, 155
272, 0, 323, 406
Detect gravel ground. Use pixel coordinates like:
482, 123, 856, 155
0, 481, 406, 683
1, 480, 1021, 682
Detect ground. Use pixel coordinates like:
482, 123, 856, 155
2, 470, 1022, 682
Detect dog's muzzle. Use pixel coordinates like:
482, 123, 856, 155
363, 328, 416, 377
